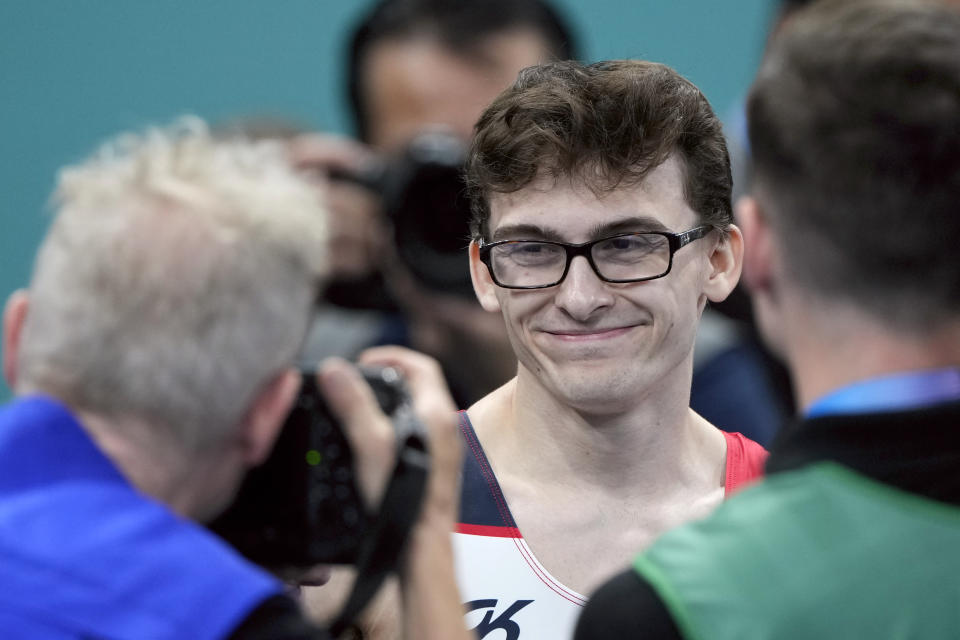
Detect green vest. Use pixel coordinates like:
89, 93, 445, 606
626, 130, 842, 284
635, 463, 960, 640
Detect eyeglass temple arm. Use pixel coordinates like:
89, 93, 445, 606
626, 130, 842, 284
672, 225, 712, 249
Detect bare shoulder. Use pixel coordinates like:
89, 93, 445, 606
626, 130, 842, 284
464, 377, 516, 439
688, 409, 731, 472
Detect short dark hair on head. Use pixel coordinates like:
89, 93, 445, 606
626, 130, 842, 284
347, 0, 579, 142
465, 59, 733, 239
747, 0, 960, 328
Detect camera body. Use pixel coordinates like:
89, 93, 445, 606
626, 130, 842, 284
209, 366, 418, 575
336, 130, 475, 298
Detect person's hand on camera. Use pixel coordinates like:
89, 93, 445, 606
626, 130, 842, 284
317, 346, 462, 524
357, 346, 462, 529
316, 357, 397, 510
357, 346, 467, 640
312, 347, 468, 640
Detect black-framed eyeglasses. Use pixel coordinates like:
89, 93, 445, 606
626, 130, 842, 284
477, 225, 713, 289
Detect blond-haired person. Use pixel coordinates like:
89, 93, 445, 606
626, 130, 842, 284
0, 119, 468, 640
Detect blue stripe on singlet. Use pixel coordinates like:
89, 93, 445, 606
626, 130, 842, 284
456, 411, 519, 530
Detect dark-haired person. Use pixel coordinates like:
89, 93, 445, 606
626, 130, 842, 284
294, 0, 580, 412
300, 0, 786, 447
575, 1, 960, 638
455, 59, 767, 639
345, 0, 576, 150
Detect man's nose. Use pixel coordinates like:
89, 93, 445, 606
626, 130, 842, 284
552, 256, 615, 321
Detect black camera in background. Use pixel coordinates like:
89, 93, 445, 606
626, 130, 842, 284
326, 130, 475, 309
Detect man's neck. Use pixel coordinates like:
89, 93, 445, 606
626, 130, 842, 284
76, 409, 233, 521
782, 303, 960, 412
467, 362, 725, 496
465, 363, 728, 595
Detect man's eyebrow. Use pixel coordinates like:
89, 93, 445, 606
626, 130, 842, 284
491, 224, 563, 242
589, 216, 671, 236
491, 217, 674, 243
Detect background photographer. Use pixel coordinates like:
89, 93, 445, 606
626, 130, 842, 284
293, 0, 578, 408
0, 118, 469, 640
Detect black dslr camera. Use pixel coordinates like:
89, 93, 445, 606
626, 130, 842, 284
335, 129, 475, 298
209, 365, 428, 576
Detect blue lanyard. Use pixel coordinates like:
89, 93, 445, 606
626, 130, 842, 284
806, 368, 960, 418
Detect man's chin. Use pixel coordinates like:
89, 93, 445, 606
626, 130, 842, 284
554, 378, 638, 414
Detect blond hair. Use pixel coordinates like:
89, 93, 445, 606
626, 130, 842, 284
18, 117, 328, 450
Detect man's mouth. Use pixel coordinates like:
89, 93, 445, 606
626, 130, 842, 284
543, 326, 635, 341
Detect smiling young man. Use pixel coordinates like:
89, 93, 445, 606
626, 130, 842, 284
454, 59, 767, 639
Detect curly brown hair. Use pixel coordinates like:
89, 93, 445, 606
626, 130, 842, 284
465, 59, 732, 239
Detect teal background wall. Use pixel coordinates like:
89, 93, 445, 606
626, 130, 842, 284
0, 1, 774, 402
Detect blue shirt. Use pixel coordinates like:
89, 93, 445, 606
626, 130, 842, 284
806, 368, 960, 418
0, 395, 283, 639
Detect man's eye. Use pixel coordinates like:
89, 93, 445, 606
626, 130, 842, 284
518, 244, 545, 253
601, 235, 657, 251
504, 243, 562, 263
594, 235, 667, 263
608, 237, 639, 250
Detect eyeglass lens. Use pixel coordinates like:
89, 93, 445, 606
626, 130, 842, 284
489, 233, 671, 287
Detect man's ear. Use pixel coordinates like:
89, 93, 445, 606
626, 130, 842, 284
703, 224, 744, 303
736, 194, 790, 358
469, 242, 502, 313
736, 195, 774, 296
2, 290, 30, 389
238, 368, 302, 466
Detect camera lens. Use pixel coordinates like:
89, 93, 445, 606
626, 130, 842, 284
386, 132, 475, 297
392, 164, 474, 295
